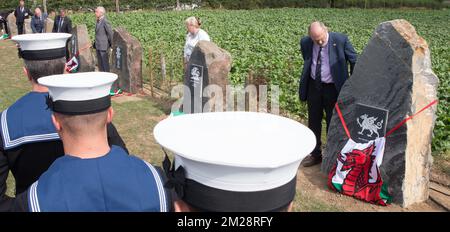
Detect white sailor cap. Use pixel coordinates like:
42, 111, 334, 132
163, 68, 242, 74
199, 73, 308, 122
38, 72, 118, 115
154, 112, 316, 212
12, 33, 72, 60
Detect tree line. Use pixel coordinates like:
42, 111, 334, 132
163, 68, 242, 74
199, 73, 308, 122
1, 0, 447, 12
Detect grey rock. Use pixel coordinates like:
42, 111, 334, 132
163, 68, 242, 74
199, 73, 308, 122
44, 18, 53, 33
321, 19, 439, 207
111, 27, 143, 94
7, 13, 17, 36
183, 41, 231, 113
71, 24, 95, 72
24, 18, 31, 34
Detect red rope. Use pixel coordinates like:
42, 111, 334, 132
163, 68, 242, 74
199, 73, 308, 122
335, 99, 438, 140
335, 102, 351, 139
111, 91, 134, 98
385, 99, 438, 137
68, 44, 92, 60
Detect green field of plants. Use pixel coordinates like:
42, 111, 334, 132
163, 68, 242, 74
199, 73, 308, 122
72, 8, 450, 154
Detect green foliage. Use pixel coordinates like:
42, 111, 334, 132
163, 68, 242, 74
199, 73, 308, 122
71, 8, 449, 153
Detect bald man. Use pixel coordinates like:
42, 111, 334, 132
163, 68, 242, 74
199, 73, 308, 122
30, 8, 47, 33
94, 6, 113, 72
299, 21, 357, 167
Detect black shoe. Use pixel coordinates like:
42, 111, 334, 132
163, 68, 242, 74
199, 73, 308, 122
302, 155, 322, 167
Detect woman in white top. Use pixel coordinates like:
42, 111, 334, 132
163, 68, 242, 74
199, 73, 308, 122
183, 16, 210, 69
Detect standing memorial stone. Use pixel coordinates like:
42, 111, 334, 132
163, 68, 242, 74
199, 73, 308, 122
183, 41, 231, 113
44, 18, 53, 33
72, 24, 95, 72
24, 18, 31, 34
322, 20, 439, 207
7, 13, 17, 37
111, 27, 143, 94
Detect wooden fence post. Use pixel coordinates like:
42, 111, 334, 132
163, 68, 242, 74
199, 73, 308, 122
149, 48, 154, 97
160, 52, 166, 88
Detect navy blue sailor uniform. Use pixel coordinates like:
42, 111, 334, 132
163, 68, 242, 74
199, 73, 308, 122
22, 145, 171, 212
0, 92, 129, 211
0, 92, 63, 211
0, 33, 131, 212
10, 71, 174, 212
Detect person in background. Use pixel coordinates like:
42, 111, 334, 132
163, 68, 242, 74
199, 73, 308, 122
93, 6, 113, 72
52, 8, 72, 34
52, 8, 72, 59
183, 16, 210, 70
298, 21, 358, 167
31, 7, 47, 33
14, 0, 32, 34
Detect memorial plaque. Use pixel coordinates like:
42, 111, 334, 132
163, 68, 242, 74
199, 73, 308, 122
115, 46, 122, 70
352, 103, 388, 143
183, 54, 208, 114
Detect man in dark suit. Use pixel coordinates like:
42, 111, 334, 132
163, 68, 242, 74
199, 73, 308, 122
14, 0, 32, 34
31, 7, 47, 33
299, 21, 357, 167
52, 9, 72, 34
94, 6, 113, 72
52, 9, 72, 59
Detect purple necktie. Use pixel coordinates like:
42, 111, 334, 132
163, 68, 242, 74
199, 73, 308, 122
315, 46, 323, 90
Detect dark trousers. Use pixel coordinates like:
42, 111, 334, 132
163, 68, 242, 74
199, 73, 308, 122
65, 40, 70, 60
307, 78, 338, 158
17, 22, 24, 34
96, 49, 110, 72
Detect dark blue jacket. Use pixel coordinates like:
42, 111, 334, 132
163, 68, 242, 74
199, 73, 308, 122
31, 13, 47, 33
299, 32, 358, 101
52, 15, 72, 33
13, 6, 32, 24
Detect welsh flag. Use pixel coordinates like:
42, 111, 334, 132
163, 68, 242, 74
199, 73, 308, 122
65, 38, 90, 73
65, 56, 79, 73
329, 99, 438, 206
328, 138, 391, 206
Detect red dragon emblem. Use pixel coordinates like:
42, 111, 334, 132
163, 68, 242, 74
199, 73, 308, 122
328, 144, 387, 206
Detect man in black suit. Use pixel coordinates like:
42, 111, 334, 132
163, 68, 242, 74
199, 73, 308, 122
298, 21, 358, 167
52, 8, 72, 34
53, 9, 72, 59
14, 0, 32, 34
